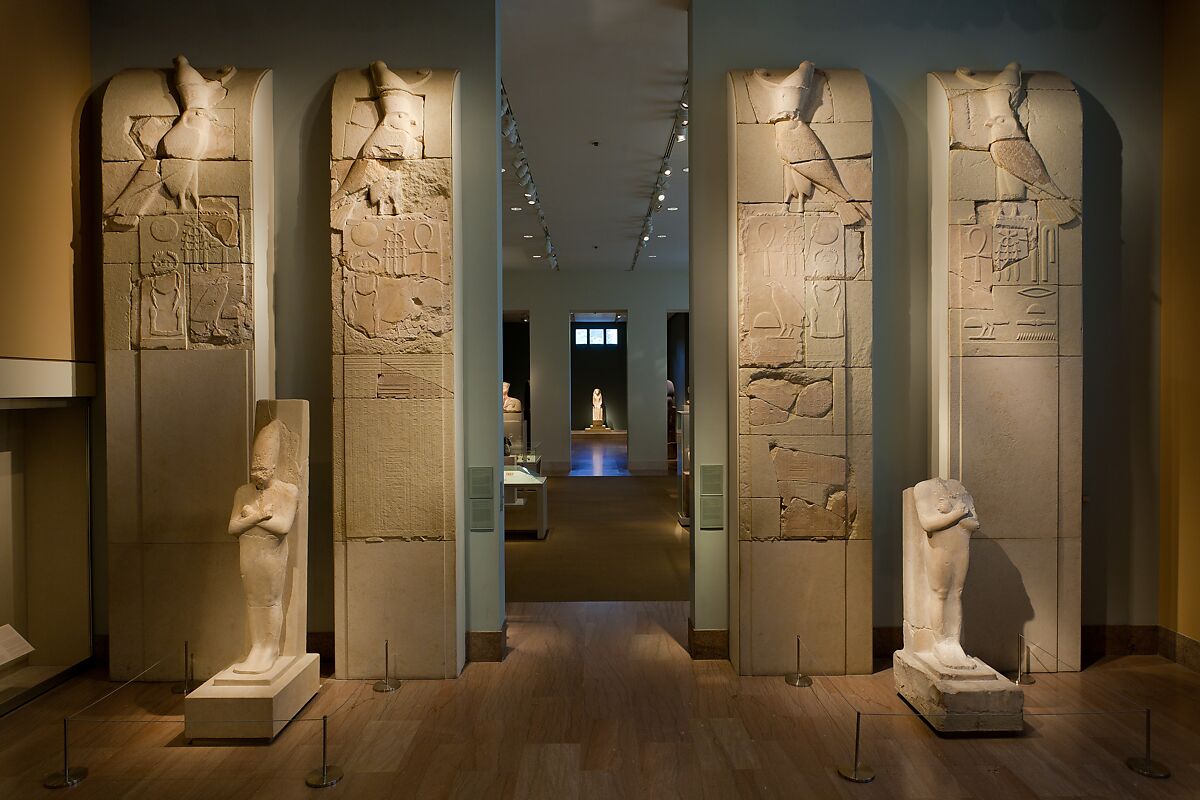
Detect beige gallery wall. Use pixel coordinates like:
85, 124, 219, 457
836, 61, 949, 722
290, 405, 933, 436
0, 0, 92, 363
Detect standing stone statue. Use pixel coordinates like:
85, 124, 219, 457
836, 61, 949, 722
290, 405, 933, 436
591, 388, 605, 429
227, 419, 299, 674
894, 477, 1022, 732
185, 400, 319, 740
913, 477, 978, 669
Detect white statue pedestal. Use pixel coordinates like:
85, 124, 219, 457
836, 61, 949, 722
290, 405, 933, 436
185, 653, 320, 740
894, 484, 1023, 732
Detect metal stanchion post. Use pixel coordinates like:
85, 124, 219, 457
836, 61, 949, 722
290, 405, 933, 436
836, 711, 875, 783
1016, 633, 1035, 685
305, 715, 344, 788
373, 639, 400, 692
1126, 707, 1171, 779
784, 635, 812, 688
43, 718, 87, 789
171, 641, 190, 694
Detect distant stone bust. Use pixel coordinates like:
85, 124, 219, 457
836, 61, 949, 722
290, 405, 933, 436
502, 381, 522, 413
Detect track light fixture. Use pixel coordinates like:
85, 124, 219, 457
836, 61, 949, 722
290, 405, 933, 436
500, 82, 557, 270
630, 78, 688, 270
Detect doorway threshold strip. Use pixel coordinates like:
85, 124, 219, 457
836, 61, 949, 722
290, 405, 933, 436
501, 82, 558, 270
630, 78, 688, 270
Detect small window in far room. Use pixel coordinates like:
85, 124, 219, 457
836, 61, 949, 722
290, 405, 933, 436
605, 328, 618, 345
575, 328, 587, 346
589, 328, 604, 345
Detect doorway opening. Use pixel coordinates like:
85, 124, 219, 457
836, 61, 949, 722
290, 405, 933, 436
570, 310, 628, 476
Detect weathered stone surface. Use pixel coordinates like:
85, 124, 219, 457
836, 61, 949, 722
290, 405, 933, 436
100, 60, 272, 681
331, 67, 461, 679
930, 66, 1082, 675
732, 65, 872, 674
894, 650, 1023, 732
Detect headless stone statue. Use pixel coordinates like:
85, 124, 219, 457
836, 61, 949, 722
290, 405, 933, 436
227, 419, 298, 674
912, 477, 979, 669
502, 381, 522, 413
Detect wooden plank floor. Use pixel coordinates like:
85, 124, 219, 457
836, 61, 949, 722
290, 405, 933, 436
2, 601, 1199, 798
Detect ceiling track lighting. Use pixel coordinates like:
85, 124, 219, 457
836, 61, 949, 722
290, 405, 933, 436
500, 82, 558, 270
629, 78, 689, 271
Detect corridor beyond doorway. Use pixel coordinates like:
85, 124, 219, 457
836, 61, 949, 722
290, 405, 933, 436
505, 475, 688, 601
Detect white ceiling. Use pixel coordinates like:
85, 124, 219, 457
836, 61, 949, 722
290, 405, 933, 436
500, 0, 688, 271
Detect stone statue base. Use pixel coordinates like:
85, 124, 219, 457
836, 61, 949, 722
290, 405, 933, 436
587, 421, 609, 431
893, 649, 1022, 732
184, 652, 319, 740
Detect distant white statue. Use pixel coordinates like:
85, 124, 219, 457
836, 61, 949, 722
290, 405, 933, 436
592, 388, 604, 425
912, 477, 979, 669
502, 381, 522, 413
227, 419, 299, 674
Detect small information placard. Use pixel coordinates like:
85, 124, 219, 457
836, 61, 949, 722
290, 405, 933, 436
0, 624, 34, 668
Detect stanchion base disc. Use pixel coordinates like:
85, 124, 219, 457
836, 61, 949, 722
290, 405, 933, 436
837, 764, 875, 783
784, 673, 812, 688
305, 766, 344, 788
372, 679, 401, 693
43, 768, 87, 789
1126, 757, 1170, 779
1016, 676, 1036, 686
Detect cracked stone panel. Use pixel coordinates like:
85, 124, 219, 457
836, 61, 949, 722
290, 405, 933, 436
331, 66, 461, 679
731, 65, 872, 674
100, 59, 272, 681
931, 66, 1081, 673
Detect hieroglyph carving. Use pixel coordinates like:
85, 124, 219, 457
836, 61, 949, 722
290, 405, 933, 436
732, 64, 873, 675
734, 64, 872, 541
940, 63, 1081, 357
332, 62, 451, 352
103, 56, 255, 350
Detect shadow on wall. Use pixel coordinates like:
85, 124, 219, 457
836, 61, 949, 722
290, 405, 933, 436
730, 1, 1109, 33
864, 75, 916, 632
293, 75, 337, 635
962, 544, 1034, 671
1076, 85, 1138, 641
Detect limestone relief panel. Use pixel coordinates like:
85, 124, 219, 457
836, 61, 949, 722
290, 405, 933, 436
100, 58, 272, 681
731, 64, 873, 675
931, 64, 1082, 672
330, 65, 460, 679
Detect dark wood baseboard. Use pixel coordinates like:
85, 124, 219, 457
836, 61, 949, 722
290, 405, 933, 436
467, 622, 508, 662
687, 619, 728, 660
1158, 627, 1200, 673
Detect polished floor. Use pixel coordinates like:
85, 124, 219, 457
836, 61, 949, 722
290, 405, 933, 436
505, 476, 689, 602
569, 435, 630, 476
3, 602, 1200, 799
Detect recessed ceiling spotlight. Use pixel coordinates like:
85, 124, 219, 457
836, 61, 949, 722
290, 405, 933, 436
643, 235, 650, 242
510, 206, 521, 211
527, 199, 535, 204
663, 168, 672, 176
681, 119, 688, 127
657, 193, 665, 202
523, 234, 533, 239
657, 234, 666, 238
667, 206, 679, 211
676, 133, 686, 143
648, 254, 658, 258
524, 192, 531, 197
532, 254, 542, 258
680, 101, 688, 110
501, 167, 506, 173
